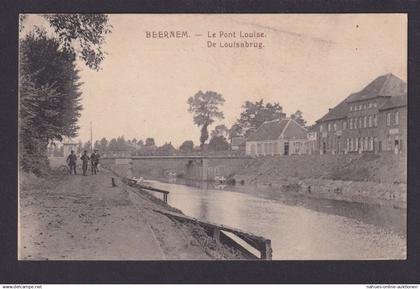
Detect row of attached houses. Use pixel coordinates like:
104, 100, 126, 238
314, 73, 407, 155
241, 72, 406, 157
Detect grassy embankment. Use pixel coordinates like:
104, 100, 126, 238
232, 153, 406, 208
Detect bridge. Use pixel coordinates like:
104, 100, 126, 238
102, 155, 251, 160
102, 155, 252, 181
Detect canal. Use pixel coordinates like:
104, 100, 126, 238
146, 178, 406, 260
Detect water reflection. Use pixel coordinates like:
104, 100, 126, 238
167, 178, 406, 236
146, 178, 406, 260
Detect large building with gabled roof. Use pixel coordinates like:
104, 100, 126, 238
315, 73, 407, 155
245, 118, 309, 156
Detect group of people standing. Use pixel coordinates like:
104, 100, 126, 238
66, 149, 101, 176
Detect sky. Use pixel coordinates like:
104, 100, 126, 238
22, 14, 407, 147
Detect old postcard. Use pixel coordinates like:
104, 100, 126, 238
18, 14, 407, 260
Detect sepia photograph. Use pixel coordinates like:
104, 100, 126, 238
18, 13, 407, 261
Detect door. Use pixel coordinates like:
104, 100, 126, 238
284, 142, 289, 156
394, 140, 400, 154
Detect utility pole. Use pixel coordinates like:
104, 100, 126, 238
90, 121, 93, 152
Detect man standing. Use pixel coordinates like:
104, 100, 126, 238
90, 149, 100, 175
66, 150, 77, 175
81, 150, 90, 176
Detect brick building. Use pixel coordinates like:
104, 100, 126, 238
315, 73, 407, 155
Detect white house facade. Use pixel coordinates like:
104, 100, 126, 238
245, 118, 309, 156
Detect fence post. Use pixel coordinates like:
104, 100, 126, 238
261, 240, 272, 260
213, 228, 221, 243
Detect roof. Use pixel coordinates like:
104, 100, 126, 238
347, 73, 406, 103
317, 73, 407, 123
379, 94, 407, 111
317, 99, 349, 122
247, 119, 307, 141
231, 136, 245, 146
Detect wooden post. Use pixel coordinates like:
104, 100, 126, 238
213, 228, 221, 243
111, 178, 117, 187
261, 240, 272, 260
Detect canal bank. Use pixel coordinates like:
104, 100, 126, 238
231, 153, 407, 209
18, 169, 248, 260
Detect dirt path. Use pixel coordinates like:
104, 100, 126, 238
19, 169, 216, 260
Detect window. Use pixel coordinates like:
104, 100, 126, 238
343, 120, 347, 130
257, 143, 262, 154
373, 102, 377, 108
363, 104, 367, 110
350, 106, 353, 111
273, 142, 279, 154
320, 124, 323, 132
358, 117, 362, 128
328, 123, 331, 131
387, 112, 391, 126
373, 114, 377, 127
264, 143, 269, 154
395, 111, 399, 125
368, 115, 372, 127
364, 137, 368, 151
368, 103, 372, 108
333, 123, 337, 131
369, 137, 374, 151
363, 116, 367, 128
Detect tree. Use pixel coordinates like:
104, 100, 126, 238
19, 31, 83, 173
137, 139, 144, 147
290, 110, 307, 127
108, 138, 118, 152
94, 140, 101, 150
228, 123, 243, 139
179, 140, 194, 153
19, 14, 112, 174
187, 90, 225, 147
20, 14, 112, 70
156, 142, 176, 156
99, 137, 108, 152
145, 138, 155, 147
208, 135, 230, 151
116, 136, 127, 151
236, 99, 286, 137
211, 124, 229, 139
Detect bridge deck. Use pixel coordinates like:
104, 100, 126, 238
102, 155, 252, 160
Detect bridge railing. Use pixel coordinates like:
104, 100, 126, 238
154, 209, 272, 260
123, 177, 169, 204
